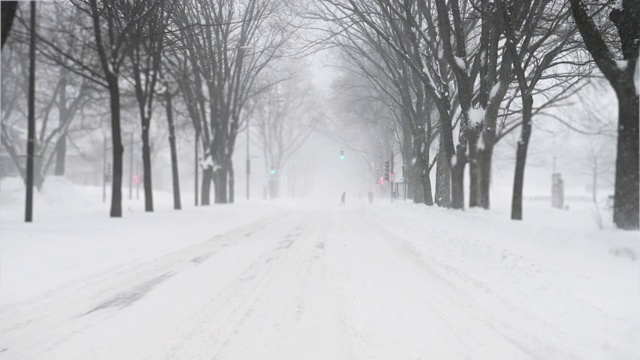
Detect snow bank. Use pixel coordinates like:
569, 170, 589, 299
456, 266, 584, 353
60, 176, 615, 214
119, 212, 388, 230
368, 200, 639, 358
0, 177, 289, 305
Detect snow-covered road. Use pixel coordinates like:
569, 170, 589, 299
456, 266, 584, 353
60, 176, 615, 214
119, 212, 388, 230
1, 202, 638, 359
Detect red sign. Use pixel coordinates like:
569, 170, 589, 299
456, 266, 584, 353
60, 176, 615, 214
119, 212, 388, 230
134, 175, 141, 185
390, 172, 395, 182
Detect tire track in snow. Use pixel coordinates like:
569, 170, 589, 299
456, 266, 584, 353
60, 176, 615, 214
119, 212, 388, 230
0, 210, 293, 360
154, 209, 352, 360
0, 204, 579, 359
321, 208, 545, 359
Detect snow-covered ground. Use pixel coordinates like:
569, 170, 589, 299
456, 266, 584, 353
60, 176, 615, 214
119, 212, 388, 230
1, 178, 639, 359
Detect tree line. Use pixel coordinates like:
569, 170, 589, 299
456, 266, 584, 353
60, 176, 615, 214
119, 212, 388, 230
1, 0, 304, 219
0, 0, 637, 230
307, 0, 638, 229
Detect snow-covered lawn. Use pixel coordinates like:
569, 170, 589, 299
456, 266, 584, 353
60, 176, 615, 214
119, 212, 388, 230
0, 178, 638, 359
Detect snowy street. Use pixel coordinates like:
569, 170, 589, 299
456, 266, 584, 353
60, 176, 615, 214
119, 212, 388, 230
2, 0, 639, 358
1, 200, 638, 359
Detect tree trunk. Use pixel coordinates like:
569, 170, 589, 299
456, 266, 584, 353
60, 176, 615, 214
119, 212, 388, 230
409, 160, 424, 204
468, 132, 480, 208
511, 95, 533, 220
422, 163, 434, 205
451, 144, 466, 209
108, 77, 124, 218
612, 88, 639, 229
478, 139, 494, 209
401, 123, 418, 202
435, 140, 451, 207
54, 133, 66, 176
54, 68, 71, 178
228, 159, 234, 204
412, 138, 425, 204
422, 142, 434, 206
201, 167, 212, 206
166, 92, 181, 210
214, 166, 228, 204
141, 126, 153, 212
88, 0, 122, 217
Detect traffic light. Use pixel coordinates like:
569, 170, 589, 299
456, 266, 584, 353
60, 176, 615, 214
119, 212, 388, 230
270, 165, 276, 176
340, 148, 345, 160
384, 161, 390, 181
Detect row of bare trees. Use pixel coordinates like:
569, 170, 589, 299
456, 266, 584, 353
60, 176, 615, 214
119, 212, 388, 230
309, 0, 638, 229
1, 0, 297, 219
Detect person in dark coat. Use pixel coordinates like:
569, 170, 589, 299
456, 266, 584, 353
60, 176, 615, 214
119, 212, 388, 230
340, 192, 346, 206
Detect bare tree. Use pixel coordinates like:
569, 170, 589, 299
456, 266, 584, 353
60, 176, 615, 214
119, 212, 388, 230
313, 0, 454, 205
126, 0, 174, 212
570, 0, 639, 229
163, 81, 181, 210
336, 15, 438, 204
323, 66, 399, 197
253, 66, 317, 199
172, 0, 291, 204
496, 0, 586, 220
1, 4, 92, 190
41, 0, 163, 217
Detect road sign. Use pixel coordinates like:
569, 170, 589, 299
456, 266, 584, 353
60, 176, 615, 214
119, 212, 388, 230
389, 172, 395, 182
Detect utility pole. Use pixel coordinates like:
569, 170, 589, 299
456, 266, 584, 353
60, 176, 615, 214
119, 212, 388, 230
25, 2, 36, 223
